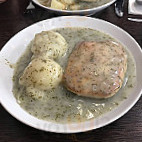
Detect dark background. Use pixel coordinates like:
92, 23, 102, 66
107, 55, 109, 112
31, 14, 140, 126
0, 0, 142, 142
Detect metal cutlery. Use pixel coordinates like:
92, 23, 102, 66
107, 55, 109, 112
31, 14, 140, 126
115, 0, 125, 17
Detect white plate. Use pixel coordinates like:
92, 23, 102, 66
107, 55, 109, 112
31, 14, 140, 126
32, 0, 116, 16
0, 16, 142, 133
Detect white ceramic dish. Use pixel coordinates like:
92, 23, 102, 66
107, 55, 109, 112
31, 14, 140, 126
0, 16, 142, 133
32, 0, 116, 16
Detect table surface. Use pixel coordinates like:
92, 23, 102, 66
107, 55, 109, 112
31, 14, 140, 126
0, 0, 142, 142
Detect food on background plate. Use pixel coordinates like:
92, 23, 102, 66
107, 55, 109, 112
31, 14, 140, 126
51, 0, 66, 10
38, 0, 111, 10
63, 41, 127, 98
13, 27, 136, 123
51, 0, 76, 10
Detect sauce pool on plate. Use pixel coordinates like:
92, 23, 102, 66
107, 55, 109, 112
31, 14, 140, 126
13, 27, 136, 123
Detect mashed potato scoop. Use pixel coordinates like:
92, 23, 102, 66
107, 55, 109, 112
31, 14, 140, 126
26, 87, 45, 99
19, 58, 63, 91
31, 31, 68, 59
